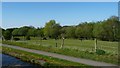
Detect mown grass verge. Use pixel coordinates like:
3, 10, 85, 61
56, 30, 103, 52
2, 41, 118, 65
2, 46, 92, 68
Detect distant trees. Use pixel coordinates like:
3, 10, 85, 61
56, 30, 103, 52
12, 26, 44, 40
0, 27, 3, 38
66, 26, 76, 38
93, 21, 105, 40
27, 28, 36, 37
12, 28, 19, 36
75, 26, 83, 39
3, 28, 15, 40
18, 26, 29, 37
3, 30, 12, 40
2, 16, 120, 41
93, 16, 120, 41
44, 20, 61, 39
36, 28, 44, 37
75, 22, 94, 39
60, 26, 68, 38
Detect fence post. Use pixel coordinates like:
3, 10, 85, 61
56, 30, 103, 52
95, 38, 97, 52
61, 37, 64, 48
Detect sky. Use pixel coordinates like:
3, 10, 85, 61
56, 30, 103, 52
2, 2, 118, 29
1, 0, 120, 2
0, 2, 2, 27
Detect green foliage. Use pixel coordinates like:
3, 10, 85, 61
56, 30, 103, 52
26, 35, 31, 40
93, 16, 120, 41
1, 28, 5, 38
75, 26, 83, 38
93, 22, 105, 39
3, 28, 16, 40
36, 28, 44, 37
2, 16, 120, 41
0, 27, 2, 37
3, 30, 12, 40
44, 20, 61, 38
77, 23, 94, 39
13, 37, 20, 41
18, 27, 29, 36
66, 26, 76, 38
12, 28, 19, 36
27, 28, 36, 37
60, 26, 68, 38
96, 49, 105, 55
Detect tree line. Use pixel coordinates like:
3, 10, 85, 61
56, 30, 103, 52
1, 16, 120, 41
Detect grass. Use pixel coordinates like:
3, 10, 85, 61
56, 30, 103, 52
2, 40, 119, 65
15, 37, 118, 53
14, 37, 118, 54
2, 46, 90, 67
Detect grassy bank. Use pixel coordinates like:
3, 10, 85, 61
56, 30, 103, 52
2, 46, 90, 67
2, 40, 118, 64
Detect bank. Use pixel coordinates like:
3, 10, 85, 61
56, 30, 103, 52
2, 46, 91, 68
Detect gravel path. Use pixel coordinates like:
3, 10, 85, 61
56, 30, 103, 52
3, 44, 118, 67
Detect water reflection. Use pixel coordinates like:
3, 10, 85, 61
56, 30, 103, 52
2, 53, 32, 66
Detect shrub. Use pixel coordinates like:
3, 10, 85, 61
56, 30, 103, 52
13, 38, 20, 41
26, 36, 30, 40
42, 37, 47, 40
96, 49, 105, 55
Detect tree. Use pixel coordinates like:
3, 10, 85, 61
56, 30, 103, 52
44, 20, 61, 38
12, 28, 19, 36
3, 28, 16, 40
27, 28, 37, 37
107, 16, 120, 41
75, 22, 94, 39
60, 26, 68, 38
93, 16, 120, 41
2, 15, 120, 42
44, 20, 55, 38
36, 28, 44, 37
75, 26, 84, 39
1, 28, 5, 40
26, 35, 30, 40
3, 30, 12, 40
0, 27, 2, 38
18, 27, 29, 36
101, 16, 119, 41
66, 26, 76, 38
51, 23, 61, 38
93, 22, 105, 40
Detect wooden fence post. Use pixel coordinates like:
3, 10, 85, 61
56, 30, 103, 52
61, 37, 64, 48
95, 38, 97, 52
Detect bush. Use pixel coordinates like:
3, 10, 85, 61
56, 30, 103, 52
13, 38, 20, 41
42, 37, 47, 40
96, 49, 105, 55
26, 36, 30, 40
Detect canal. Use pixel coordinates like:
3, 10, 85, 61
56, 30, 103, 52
1, 53, 41, 68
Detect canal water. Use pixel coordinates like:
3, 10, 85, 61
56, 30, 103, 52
1, 53, 41, 68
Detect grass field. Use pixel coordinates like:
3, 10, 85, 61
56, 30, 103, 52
2, 38, 119, 64
15, 37, 118, 54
